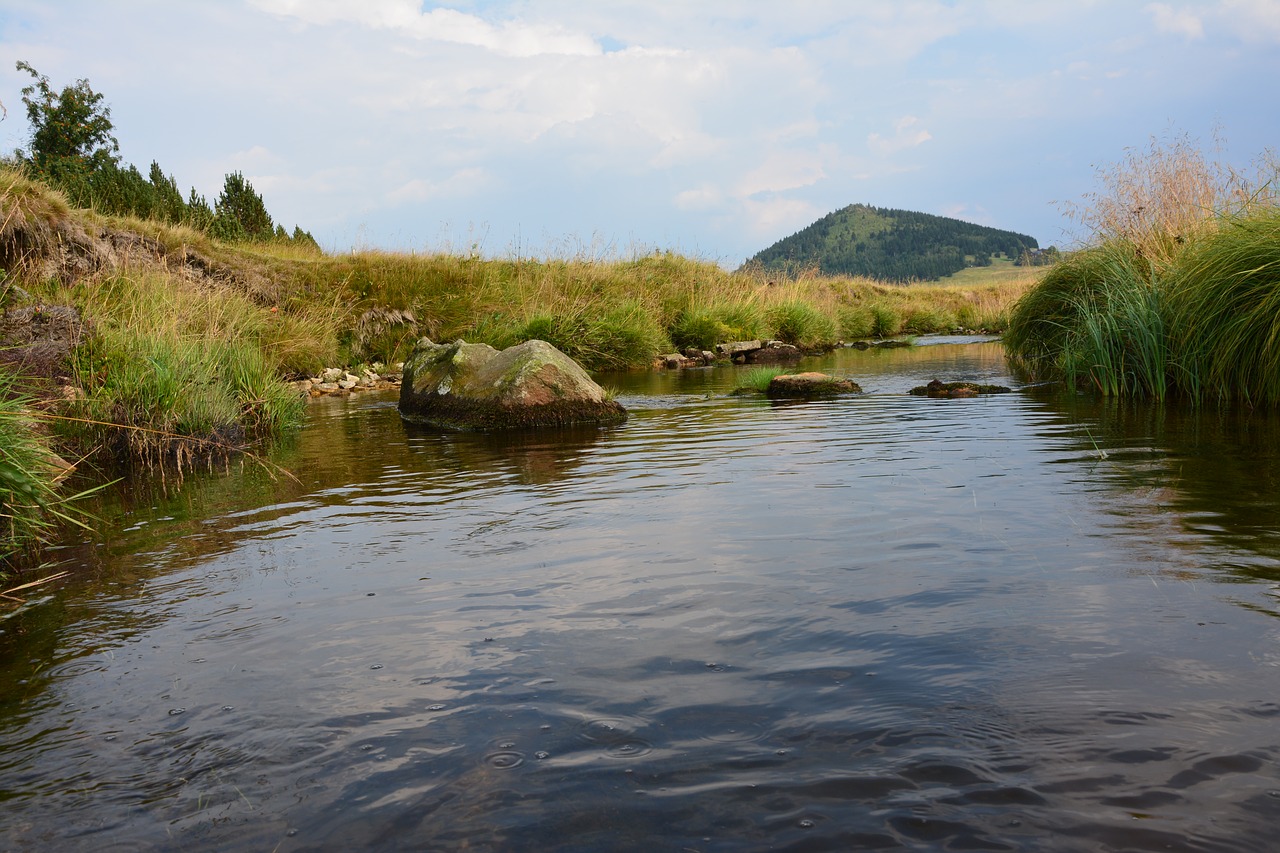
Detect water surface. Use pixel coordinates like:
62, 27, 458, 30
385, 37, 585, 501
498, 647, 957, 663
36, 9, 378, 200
3, 341, 1279, 851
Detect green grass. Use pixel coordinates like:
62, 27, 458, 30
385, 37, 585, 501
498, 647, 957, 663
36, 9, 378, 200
1006, 205, 1280, 404
1165, 206, 1280, 405
768, 300, 838, 348
734, 366, 786, 393
0, 370, 100, 577
52, 272, 305, 466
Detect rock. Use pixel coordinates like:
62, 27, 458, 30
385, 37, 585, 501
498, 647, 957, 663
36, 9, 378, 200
747, 342, 801, 364
909, 379, 1012, 398
766, 372, 862, 398
716, 340, 763, 357
398, 338, 627, 431
847, 339, 913, 350
321, 367, 343, 383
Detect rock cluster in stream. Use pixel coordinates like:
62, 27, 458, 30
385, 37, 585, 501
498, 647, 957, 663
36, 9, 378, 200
290, 364, 404, 398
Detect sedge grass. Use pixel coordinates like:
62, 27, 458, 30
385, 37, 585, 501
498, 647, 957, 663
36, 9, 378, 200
53, 271, 304, 466
1165, 206, 1280, 405
735, 366, 786, 393
0, 369, 100, 576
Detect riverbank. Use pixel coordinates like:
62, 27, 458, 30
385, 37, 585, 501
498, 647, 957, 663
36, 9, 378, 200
0, 166, 1038, 576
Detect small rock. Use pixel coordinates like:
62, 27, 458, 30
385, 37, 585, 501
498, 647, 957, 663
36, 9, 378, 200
767, 372, 862, 398
909, 379, 1011, 398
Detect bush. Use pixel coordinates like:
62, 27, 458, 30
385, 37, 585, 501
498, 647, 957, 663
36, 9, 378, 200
1004, 241, 1166, 397
1166, 207, 1280, 405
901, 305, 957, 334
0, 368, 98, 574
670, 306, 729, 350
838, 305, 875, 339
768, 300, 837, 347
869, 303, 901, 337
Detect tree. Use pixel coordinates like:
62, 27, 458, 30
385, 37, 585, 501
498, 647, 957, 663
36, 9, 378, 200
16, 61, 119, 178
213, 171, 273, 241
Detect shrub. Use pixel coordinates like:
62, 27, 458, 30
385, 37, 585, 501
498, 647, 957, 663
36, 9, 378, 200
735, 366, 785, 393
869, 303, 901, 337
670, 306, 729, 350
1166, 207, 1280, 405
838, 305, 875, 339
716, 302, 766, 342
768, 300, 837, 347
1004, 241, 1165, 396
901, 305, 957, 334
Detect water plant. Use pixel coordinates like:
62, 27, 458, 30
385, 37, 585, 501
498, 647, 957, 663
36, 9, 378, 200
768, 300, 838, 348
734, 366, 786, 393
1165, 206, 1280, 405
0, 369, 98, 576
869, 303, 901, 337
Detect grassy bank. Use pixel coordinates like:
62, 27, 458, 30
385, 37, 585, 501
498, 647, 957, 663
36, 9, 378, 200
1004, 137, 1280, 404
0, 165, 1035, 574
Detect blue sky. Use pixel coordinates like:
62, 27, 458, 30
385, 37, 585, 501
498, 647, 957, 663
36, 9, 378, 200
1, 1, 1277, 265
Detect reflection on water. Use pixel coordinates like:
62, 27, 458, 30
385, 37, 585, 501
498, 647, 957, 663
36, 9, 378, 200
3, 340, 1280, 851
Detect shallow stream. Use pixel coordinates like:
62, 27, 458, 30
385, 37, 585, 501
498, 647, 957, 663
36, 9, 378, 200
3, 340, 1280, 851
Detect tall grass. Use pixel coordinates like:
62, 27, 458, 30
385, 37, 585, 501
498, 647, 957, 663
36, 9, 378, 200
267, 247, 1026, 370
0, 370, 99, 576
1165, 207, 1280, 405
1007, 137, 1280, 404
55, 272, 304, 466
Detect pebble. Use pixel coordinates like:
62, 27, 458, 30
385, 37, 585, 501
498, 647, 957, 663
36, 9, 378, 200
295, 362, 404, 399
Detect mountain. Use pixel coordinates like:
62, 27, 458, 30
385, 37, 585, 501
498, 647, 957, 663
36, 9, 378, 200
744, 204, 1039, 282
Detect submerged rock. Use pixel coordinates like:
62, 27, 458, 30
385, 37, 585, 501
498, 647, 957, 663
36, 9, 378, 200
766, 372, 862, 398
398, 338, 627, 431
909, 379, 1011, 398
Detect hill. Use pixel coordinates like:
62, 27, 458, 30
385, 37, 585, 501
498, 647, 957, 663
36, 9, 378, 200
745, 204, 1040, 282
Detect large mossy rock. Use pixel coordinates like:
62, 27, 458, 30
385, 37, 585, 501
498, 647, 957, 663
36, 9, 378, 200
398, 338, 626, 431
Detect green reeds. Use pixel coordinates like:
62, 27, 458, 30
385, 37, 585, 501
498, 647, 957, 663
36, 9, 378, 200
1005, 241, 1166, 397
0, 369, 97, 575
59, 272, 303, 466
735, 366, 786, 393
768, 300, 838, 348
1165, 206, 1280, 405
1006, 206, 1280, 404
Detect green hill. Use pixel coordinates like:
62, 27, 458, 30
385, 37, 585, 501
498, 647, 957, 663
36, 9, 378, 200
745, 204, 1039, 282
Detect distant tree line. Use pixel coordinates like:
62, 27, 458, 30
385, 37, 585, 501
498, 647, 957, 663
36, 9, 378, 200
749, 204, 1040, 282
1014, 246, 1062, 266
9, 61, 318, 248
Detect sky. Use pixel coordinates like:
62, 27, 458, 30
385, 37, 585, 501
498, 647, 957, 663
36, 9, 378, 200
0, 1, 1277, 266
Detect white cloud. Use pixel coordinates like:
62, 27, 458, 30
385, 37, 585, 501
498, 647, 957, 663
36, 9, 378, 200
250, 0, 601, 56
1216, 0, 1280, 43
741, 197, 822, 239
735, 151, 827, 199
674, 185, 724, 211
868, 117, 933, 155
1145, 3, 1205, 39
386, 168, 496, 205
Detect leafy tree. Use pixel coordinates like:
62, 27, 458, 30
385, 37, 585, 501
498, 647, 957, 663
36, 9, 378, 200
213, 171, 273, 241
16, 61, 119, 179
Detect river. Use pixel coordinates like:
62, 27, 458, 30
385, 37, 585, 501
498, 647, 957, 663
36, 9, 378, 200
2, 339, 1279, 851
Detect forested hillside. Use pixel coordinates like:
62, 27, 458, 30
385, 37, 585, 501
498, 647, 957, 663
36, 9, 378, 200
746, 204, 1039, 281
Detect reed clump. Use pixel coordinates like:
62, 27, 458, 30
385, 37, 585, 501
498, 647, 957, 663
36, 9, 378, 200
1006, 135, 1280, 404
